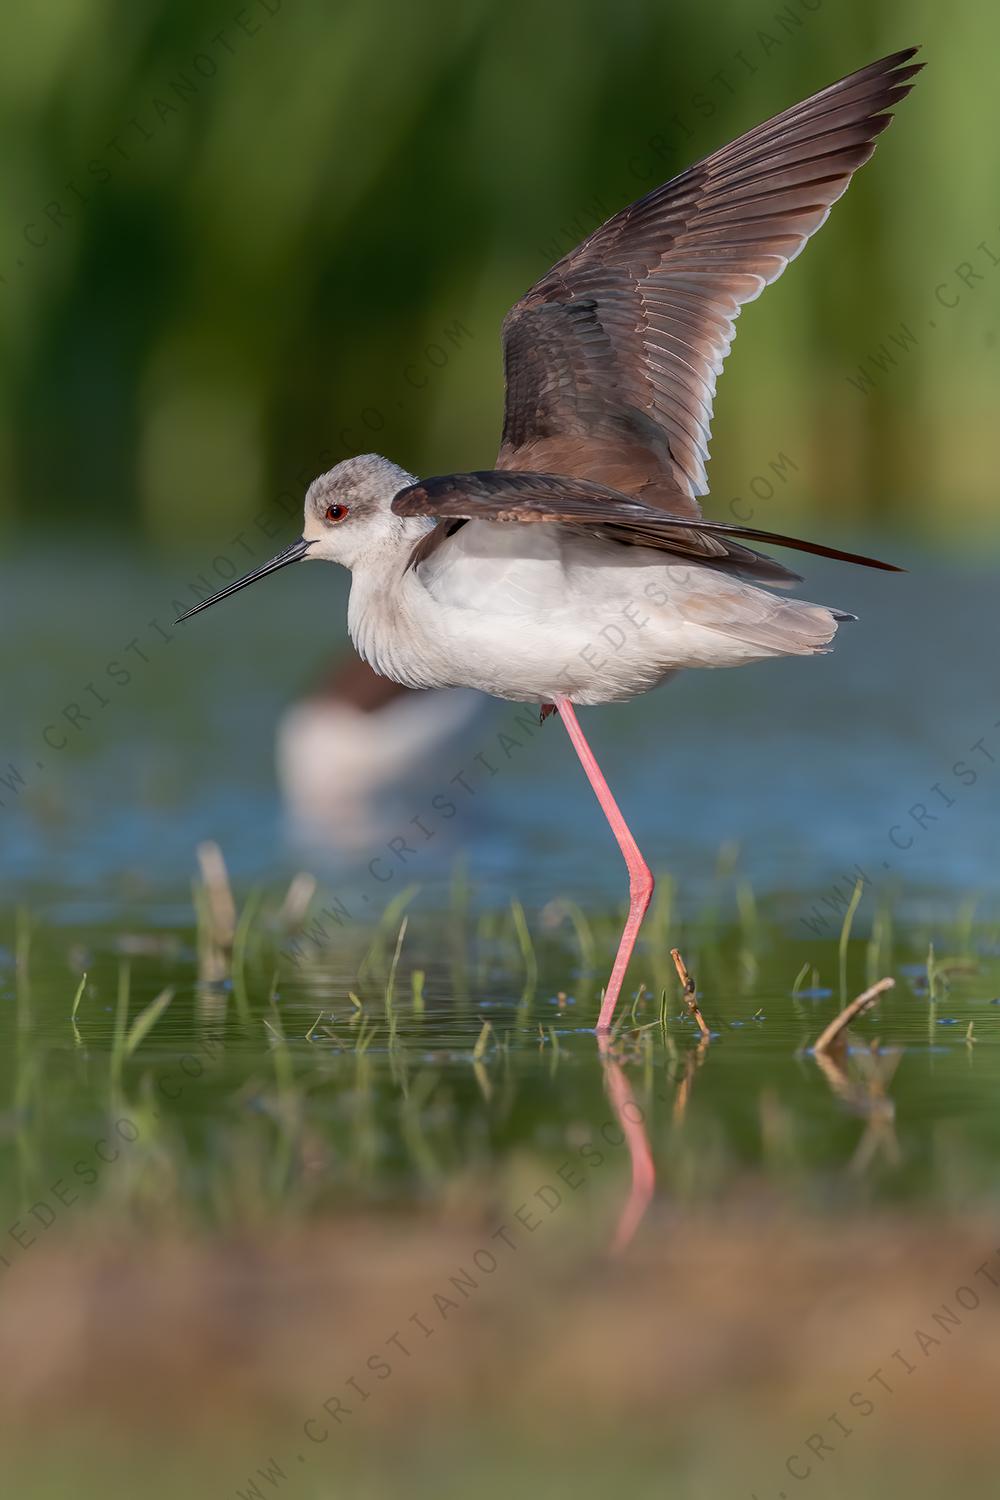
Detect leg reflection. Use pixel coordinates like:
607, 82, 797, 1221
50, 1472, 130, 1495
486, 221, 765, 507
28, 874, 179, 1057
598, 1034, 656, 1255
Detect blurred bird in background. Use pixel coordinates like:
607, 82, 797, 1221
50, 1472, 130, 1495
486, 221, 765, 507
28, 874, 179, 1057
277, 659, 482, 852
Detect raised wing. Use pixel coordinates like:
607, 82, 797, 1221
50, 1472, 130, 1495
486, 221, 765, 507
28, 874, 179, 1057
393, 469, 902, 584
497, 48, 921, 515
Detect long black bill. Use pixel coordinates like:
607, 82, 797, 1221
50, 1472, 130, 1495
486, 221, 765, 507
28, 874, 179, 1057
175, 537, 314, 623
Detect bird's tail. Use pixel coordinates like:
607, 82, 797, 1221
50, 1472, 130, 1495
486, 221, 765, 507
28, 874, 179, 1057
667, 569, 857, 663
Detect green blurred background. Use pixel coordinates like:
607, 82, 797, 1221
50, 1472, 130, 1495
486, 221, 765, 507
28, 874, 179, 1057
0, 0, 995, 553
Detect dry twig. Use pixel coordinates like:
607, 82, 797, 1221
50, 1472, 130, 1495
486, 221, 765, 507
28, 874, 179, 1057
670, 948, 711, 1041
812, 976, 894, 1056
196, 841, 237, 951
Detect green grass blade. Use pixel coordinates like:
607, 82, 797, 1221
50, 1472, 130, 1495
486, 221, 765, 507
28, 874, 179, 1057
70, 972, 87, 1023
838, 877, 865, 1002
124, 987, 175, 1059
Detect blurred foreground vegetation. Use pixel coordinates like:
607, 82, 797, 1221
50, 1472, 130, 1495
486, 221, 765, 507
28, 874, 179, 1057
4, 866, 1000, 1497
0, 0, 996, 548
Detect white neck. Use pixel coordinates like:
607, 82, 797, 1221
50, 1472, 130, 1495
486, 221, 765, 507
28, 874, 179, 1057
346, 518, 435, 687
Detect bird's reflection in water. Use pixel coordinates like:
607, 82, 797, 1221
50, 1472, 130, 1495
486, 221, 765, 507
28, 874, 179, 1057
597, 1002, 713, 1251
598, 1033, 656, 1255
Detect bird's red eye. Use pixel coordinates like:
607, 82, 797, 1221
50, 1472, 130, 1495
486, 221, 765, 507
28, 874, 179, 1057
325, 503, 348, 523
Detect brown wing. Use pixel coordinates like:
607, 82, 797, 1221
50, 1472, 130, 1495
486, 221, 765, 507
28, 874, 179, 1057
497, 48, 921, 515
393, 470, 902, 585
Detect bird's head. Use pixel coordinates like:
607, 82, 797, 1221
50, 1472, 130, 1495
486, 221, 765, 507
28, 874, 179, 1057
301, 454, 418, 570
175, 453, 418, 623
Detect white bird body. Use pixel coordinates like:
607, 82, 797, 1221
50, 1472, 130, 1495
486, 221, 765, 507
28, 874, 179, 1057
342, 467, 845, 705
177, 49, 920, 1034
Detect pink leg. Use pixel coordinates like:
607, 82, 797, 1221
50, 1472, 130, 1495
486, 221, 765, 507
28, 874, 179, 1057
555, 697, 654, 1032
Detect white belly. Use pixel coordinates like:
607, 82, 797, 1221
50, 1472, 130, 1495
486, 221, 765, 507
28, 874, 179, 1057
349, 522, 845, 706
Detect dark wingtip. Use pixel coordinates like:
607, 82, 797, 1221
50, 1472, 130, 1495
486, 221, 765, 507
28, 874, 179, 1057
887, 47, 924, 89
879, 45, 922, 72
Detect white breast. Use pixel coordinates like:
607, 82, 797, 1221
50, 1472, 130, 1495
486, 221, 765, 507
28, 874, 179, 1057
348, 521, 846, 706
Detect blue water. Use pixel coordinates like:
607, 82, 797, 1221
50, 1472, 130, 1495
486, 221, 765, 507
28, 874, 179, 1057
2, 535, 998, 921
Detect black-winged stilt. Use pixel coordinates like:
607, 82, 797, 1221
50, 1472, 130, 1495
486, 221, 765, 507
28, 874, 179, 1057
179, 49, 921, 1032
